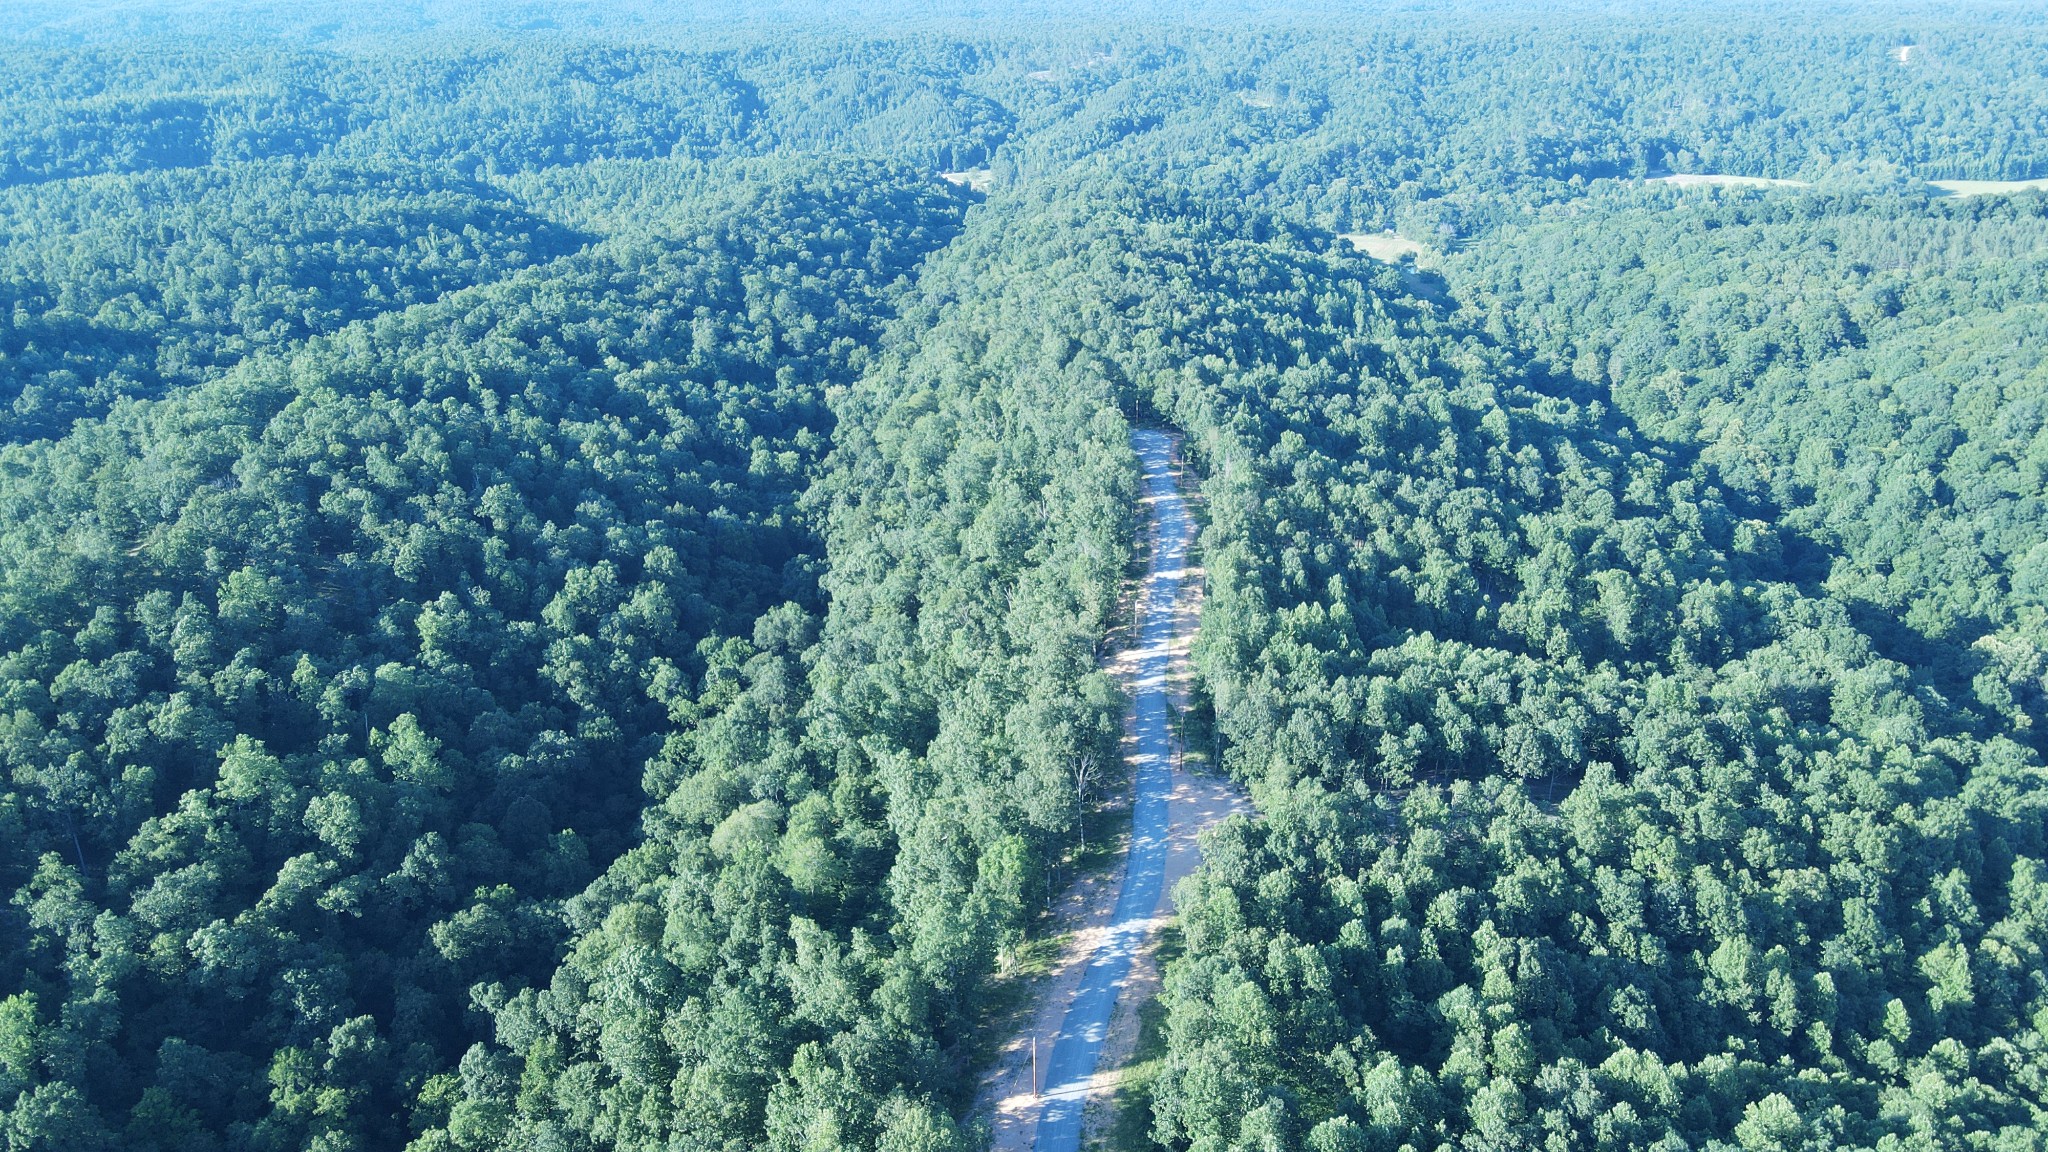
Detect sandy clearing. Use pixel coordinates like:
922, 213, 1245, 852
1339, 230, 1425, 262
1893, 44, 1919, 64
1930, 178, 2048, 196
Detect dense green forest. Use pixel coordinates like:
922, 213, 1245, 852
3, 3, 2048, 1151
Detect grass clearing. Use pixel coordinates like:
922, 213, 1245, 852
1003, 930, 1071, 982
1642, 172, 2046, 199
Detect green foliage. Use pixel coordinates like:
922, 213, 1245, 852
1099, 162, 2048, 1152
0, 156, 968, 1148
0, 159, 581, 436
1454, 187, 2048, 744
6, 5, 2048, 1151
438, 168, 1140, 1152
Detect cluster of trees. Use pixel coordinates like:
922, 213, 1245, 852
12, 5, 2048, 218
332, 47, 758, 174
0, 159, 581, 437
0, 36, 1035, 191
1453, 186, 2048, 746
995, 11, 2048, 238
0, 41, 348, 187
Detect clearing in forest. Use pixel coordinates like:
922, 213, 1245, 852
941, 168, 995, 193
1339, 230, 1425, 262
1646, 173, 2048, 198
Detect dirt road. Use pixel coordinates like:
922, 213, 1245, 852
1029, 428, 1195, 1152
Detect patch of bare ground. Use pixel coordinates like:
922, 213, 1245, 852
1338, 231, 1453, 305
1643, 171, 2047, 198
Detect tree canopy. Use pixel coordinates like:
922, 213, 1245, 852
3, 4, 2048, 1151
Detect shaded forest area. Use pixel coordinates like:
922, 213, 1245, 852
2, 4, 2047, 1151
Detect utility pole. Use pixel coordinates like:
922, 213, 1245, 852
1032, 1036, 1040, 1099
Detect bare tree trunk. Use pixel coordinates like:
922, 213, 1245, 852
1072, 750, 1098, 850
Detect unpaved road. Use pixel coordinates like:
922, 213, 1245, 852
981, 429, 1243, 1152
1030, 428, 1195, 1152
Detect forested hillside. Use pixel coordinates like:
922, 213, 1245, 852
1127, 192, 2048, 1152
419, 178, 1142, 1152
1455, 189, 2048, 743
3, 3, 2047, 1151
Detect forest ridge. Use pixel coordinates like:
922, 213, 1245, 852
2, 3, 2048, 1151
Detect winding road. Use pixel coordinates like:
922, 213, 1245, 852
1031, 428, 1192, 1152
